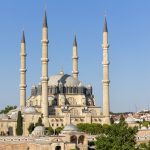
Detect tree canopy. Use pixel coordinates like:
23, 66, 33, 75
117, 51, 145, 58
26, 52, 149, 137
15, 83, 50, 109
95, 121, 138, 150
35, 117, 44, 127
0, 105, 17, 114
16, 111, 23, 135
77, 123, 103, 135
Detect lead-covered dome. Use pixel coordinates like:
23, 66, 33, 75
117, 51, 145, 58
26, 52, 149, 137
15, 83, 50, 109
32, 126, 45, 137
48, 72, 81, 87
23, 107, 37, 114
61, 124, 79, 134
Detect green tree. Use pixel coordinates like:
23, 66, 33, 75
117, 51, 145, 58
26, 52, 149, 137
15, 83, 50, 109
138, 141, 150, 150
142, 121, 149, 128
55, 127, 64, 134
16, 111, 23, 135
120, 114, 125, 123
35, 117, 43, 127
95, 121, 138, 150
77, 123, 103, 135
46, 126, 54, 135
110, 117, 114, 124
0, 105, 17, 114
28, 123, 35, 134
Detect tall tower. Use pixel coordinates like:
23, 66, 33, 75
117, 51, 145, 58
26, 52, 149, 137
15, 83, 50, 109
41, 11, 49, 126
72, 35, 79, 79
20, 31, 27, 107
102, 17, 110, 124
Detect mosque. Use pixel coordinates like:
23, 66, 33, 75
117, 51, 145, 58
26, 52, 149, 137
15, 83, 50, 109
0, 11, 110, 150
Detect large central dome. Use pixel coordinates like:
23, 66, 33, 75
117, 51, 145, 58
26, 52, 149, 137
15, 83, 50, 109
48, 71, 81, 87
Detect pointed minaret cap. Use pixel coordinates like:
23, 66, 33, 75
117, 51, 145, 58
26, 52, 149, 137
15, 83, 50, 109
73, 34, 77, 47
43, 11, 48, 28
103, 16, 108, 32
21, 31, 25, 43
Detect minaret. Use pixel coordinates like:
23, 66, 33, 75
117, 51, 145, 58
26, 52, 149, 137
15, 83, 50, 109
20, 31, 27, 107
102, 17, 110, 124
41, 11, 49, 126
72, 35, 79, 79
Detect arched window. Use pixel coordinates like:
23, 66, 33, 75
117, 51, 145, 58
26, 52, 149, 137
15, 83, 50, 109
78, 135, 84, 144
55, 146, 61, 150
70, 135, 77, 144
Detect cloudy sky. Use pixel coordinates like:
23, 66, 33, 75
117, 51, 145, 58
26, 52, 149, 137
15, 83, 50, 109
0, 0, 150, 112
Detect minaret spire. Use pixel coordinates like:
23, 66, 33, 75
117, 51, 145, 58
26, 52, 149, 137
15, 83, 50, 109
102, 16, 110, 124
21, 31, 25, 43
41, 10, 49, 126
43, 11, 48, 28
20, 31, 27, 107
72, 34, 79, 79
103, 16, 108, 32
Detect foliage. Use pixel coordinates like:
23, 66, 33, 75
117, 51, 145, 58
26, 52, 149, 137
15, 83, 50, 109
28, 123, 35, 134
95, 121, 138, 150
16, 111, 23, 135
77, 123, 103, 135
45, 126, 54, 135
35, 117, 43, 127
138, 141, 150, 150
55, 127, 64, 134
142, 121, 149, 128
120, 114, 125, 122
0, 105, 17, 114
110, 117, 114, 124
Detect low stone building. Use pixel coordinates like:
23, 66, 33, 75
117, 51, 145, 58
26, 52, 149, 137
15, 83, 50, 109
0, 124, 88, 150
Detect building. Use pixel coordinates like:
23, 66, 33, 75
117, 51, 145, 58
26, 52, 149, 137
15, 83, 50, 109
0, 11, 110, 149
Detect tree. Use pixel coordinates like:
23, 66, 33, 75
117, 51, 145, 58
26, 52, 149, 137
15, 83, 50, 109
77, 123, 103, 135
35, 117, 43, 127
95, 121, 138, 150
138, 141, 150, 150
45, 126, 54, 135
120, 114, 125, 123
28, 123, 35, 134
55, 127, 64, 134
110, 117, 114, 124
0, 105, 17, 114
142, 121, 149, 128
16, 111, 23, 135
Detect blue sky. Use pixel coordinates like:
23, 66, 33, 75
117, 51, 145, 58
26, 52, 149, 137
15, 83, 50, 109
0, 0, 150, 112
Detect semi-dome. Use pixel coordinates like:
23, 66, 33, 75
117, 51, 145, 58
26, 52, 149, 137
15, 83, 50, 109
48, 72, 81, 87
23, 107, 37, 114
61, 124, 79, 134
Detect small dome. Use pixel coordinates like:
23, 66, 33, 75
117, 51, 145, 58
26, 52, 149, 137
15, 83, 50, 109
0, 114, 8, 119
34, 126, 45, 132
48, 73, 81, 87
32, 126, 45, 137
62, 124, 79, 133
23, 107, 37, 114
